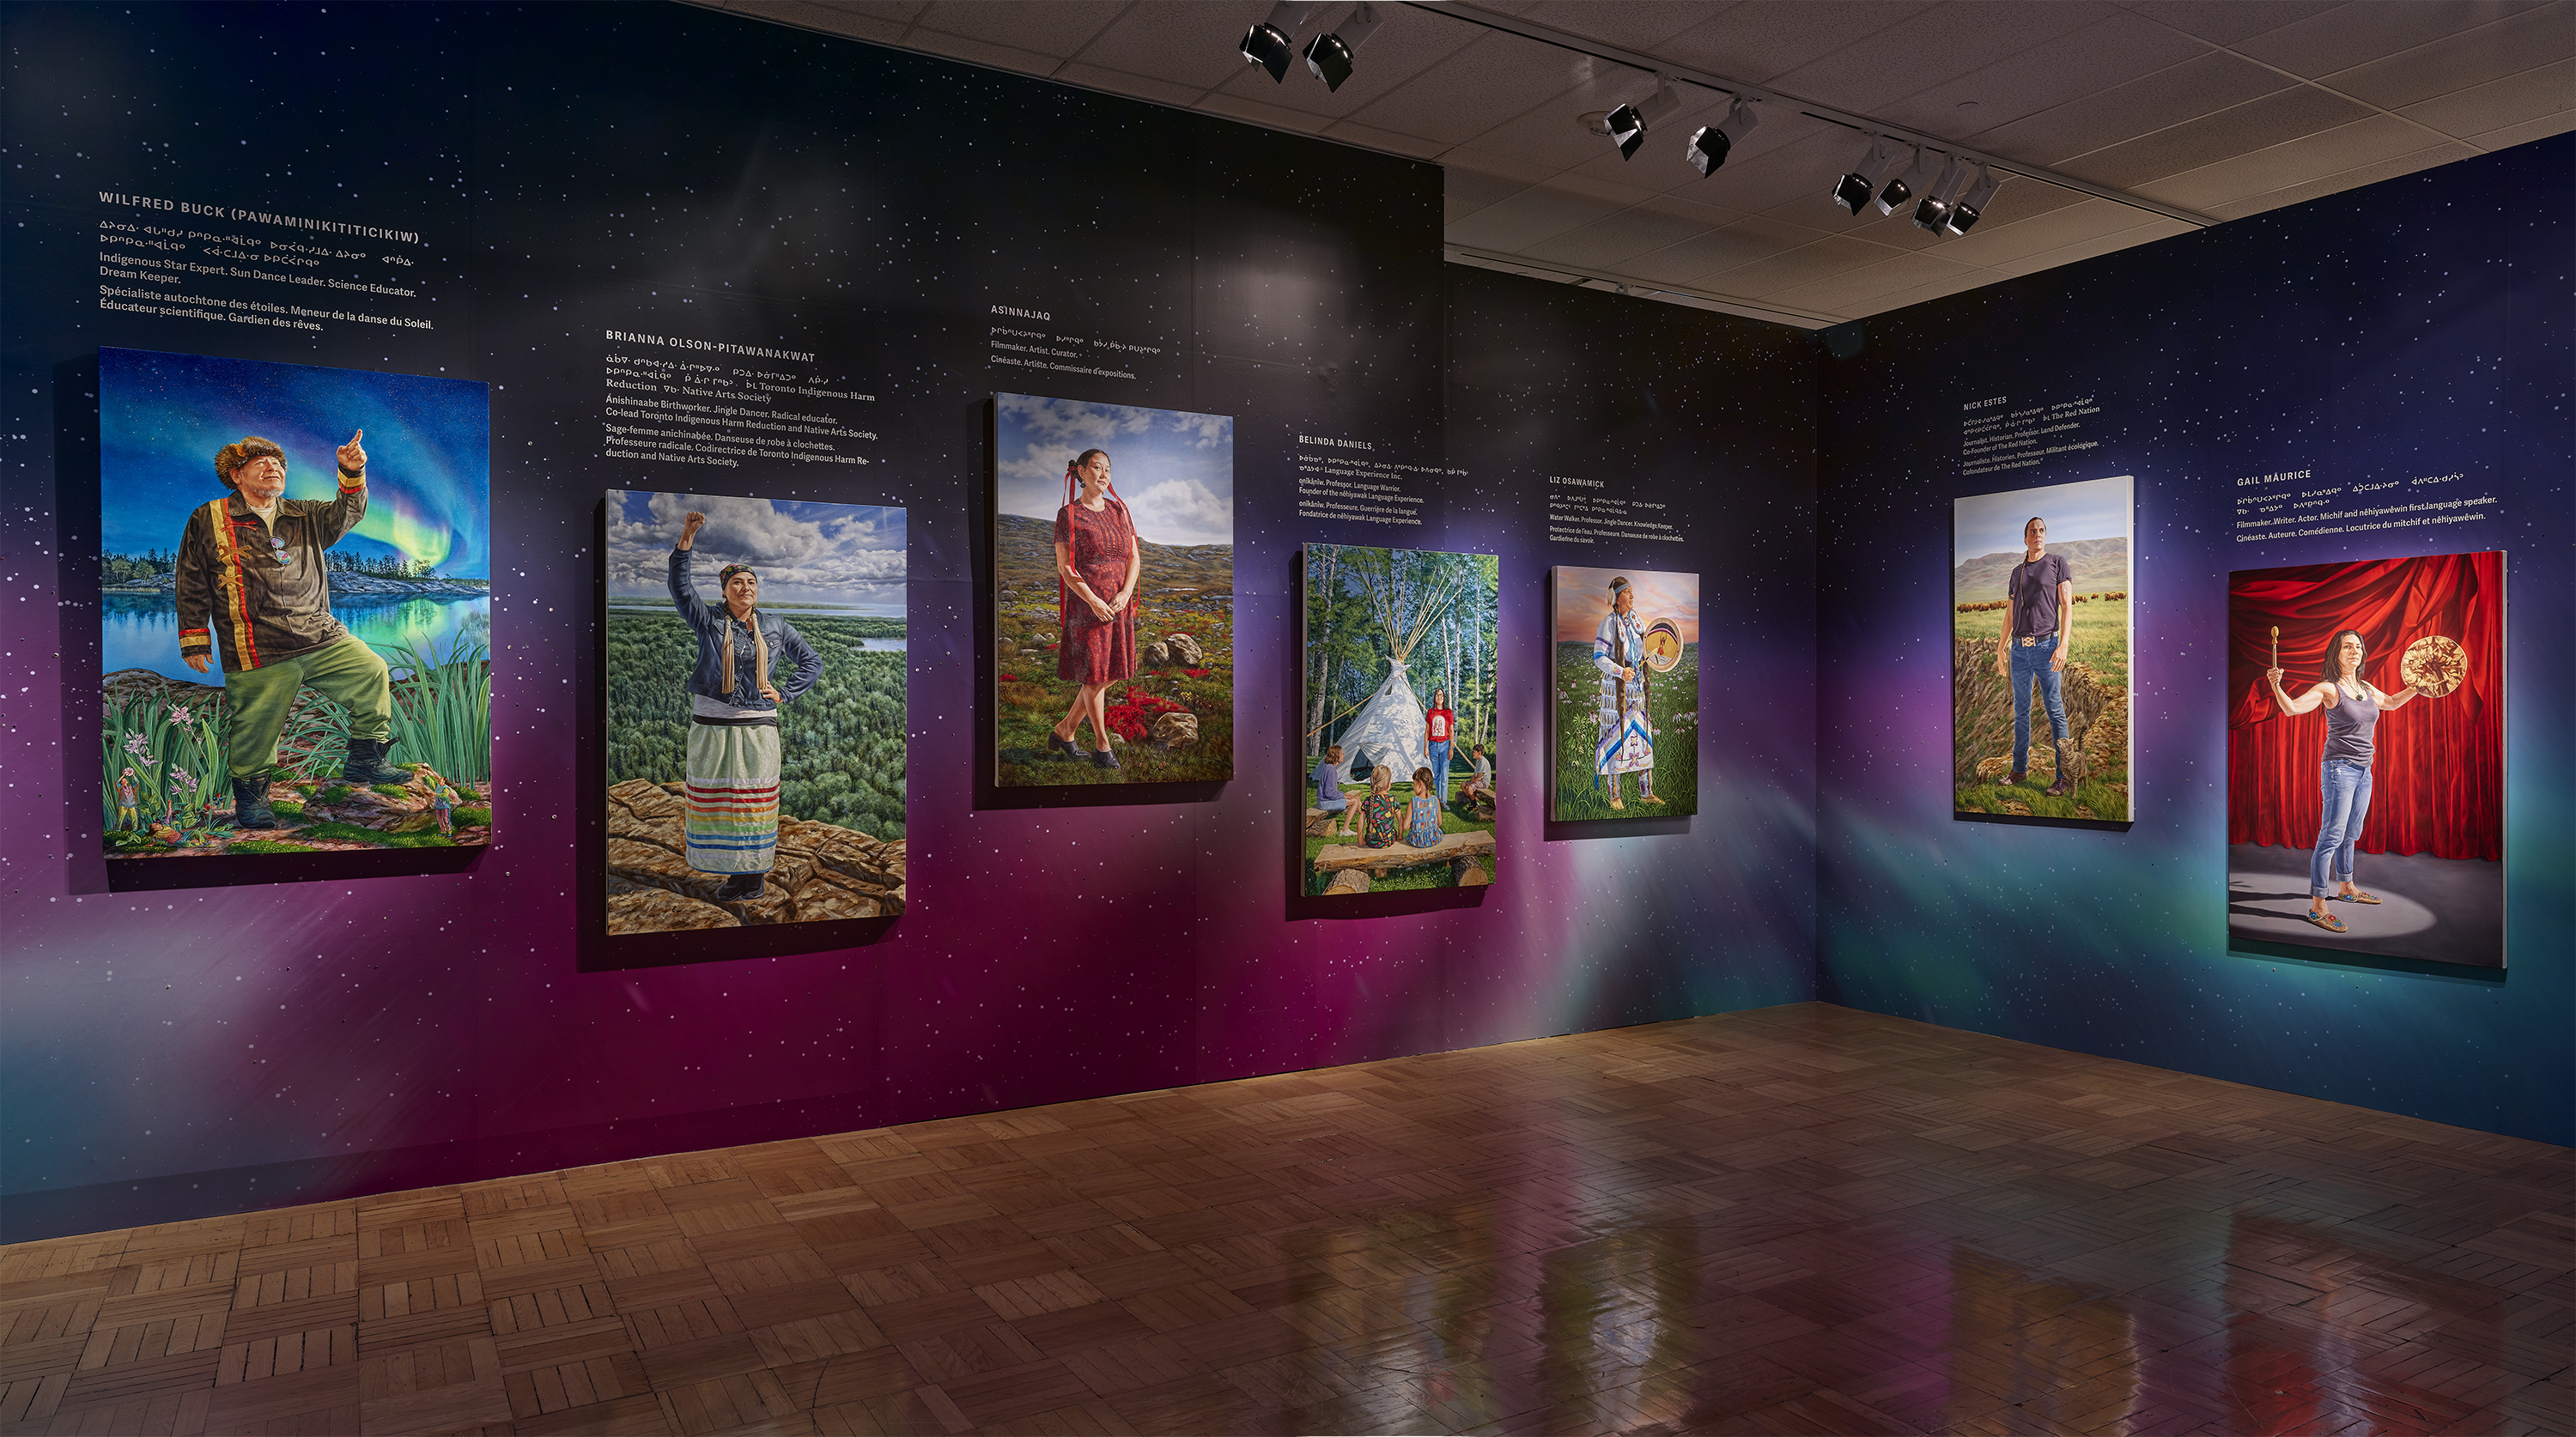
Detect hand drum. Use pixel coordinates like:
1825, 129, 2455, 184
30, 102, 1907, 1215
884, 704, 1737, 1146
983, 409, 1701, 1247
2399, 634, 2468, 697
1642, 619, 1683, 672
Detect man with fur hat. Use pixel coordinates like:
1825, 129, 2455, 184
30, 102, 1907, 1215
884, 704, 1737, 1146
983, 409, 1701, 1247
176, 429, 404, 829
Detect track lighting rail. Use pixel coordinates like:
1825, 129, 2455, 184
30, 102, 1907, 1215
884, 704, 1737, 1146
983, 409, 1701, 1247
1409, 1, 2218, 231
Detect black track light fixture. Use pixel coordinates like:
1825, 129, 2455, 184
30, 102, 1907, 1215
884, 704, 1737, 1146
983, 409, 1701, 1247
1303, 2, 1385, 92
1945, 166, 2002, 235
1913, 156, 1971, 232
1685, 96, 1759, 177
1874, 145, 1930, 217
1240, 1, 1318, 83
1602, 76, 1680, 161
1833, 136, 1902, 216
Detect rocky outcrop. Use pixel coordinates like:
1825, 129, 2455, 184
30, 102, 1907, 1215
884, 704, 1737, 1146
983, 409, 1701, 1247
1151, 712, 1199, 749
605, 778, 904, 933
1163, 633, 1203, 666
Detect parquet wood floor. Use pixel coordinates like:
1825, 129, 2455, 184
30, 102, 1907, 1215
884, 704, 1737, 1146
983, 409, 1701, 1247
4, 1003, 2568, 1435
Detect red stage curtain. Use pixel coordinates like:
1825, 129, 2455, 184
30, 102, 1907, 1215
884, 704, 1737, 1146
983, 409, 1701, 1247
2226, 551, 2501, 858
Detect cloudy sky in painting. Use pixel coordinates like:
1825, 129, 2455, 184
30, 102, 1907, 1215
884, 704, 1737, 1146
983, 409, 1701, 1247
993, 392, 1232, 548
606, 490, 904, 612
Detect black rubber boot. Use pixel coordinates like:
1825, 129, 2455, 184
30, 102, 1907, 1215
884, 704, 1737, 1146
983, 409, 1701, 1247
342, 736, 407, 784
715, 872, 766, 901
230, 774, 276, 830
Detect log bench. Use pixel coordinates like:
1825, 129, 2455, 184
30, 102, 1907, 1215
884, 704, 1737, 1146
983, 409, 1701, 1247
1311, 830, 1496, 893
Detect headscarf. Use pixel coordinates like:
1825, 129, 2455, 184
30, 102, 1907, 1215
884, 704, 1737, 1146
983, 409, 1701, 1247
714, 565, 769, 698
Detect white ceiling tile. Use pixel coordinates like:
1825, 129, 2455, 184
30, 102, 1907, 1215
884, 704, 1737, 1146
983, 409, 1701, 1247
1319, 118, 1452, 161
2057, 83, 2376, 189
911, 2, 1125, 57
804, 0, 931, 21
2190, 137, 2484, 219
726, 0, 912, 45
1981, 215, 2196, 277
2458, 108, 2576, 148
1197, 89, 1336, 135
1970, 50, 2291, 167
1880, 12, 2210, 140
1628, 190, 1753, 228
2395, 57, 2576, 139
2115, 1, 2345, 49
1446, 169, 1537, 222
1688, 229, 1908, 294
1522, 206, 1729, 268
1341, 31, 1620, 145
2320, 4, 2576, 111
1443, 152, 1564, 191
1759, 3, 2123, 114
1845, 267, 2008, 315
2131, 114, 2457, 209
1071, 2, 1281, 93
892, 29, 1065, 76
1651, 2, 1943, 86
2232, 0, 2549, 80
1542, 171, 1668, 209
1616, 227, 1792, 284
1516, 0, 1730, 52
1928, 195, 2151, 266
1443, 188, 1630, 251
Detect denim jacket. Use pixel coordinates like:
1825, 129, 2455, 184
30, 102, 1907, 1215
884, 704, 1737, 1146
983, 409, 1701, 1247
668, 548, 822, 711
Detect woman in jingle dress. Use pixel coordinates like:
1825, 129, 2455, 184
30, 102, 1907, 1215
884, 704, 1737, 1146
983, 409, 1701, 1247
1593, 576, 1662, 809
2264, 628, 2424, 933
1048, 448, 1141, 771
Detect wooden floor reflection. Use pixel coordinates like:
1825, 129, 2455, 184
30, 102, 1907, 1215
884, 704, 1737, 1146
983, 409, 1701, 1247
3, 1003, 2569, 1434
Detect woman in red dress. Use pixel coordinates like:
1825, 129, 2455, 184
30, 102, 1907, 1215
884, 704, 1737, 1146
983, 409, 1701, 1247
1049, 448, 1141, 769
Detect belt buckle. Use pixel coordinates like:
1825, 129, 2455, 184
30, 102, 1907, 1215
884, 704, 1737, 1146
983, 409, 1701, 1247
2017, 635, 2035, 646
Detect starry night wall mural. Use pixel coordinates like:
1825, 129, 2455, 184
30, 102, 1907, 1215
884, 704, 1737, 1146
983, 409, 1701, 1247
1, 0, 2564, 1246
1818, 137, 2567, 1142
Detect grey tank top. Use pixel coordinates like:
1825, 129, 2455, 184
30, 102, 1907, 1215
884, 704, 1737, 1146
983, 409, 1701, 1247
2323, 685, 2380, 765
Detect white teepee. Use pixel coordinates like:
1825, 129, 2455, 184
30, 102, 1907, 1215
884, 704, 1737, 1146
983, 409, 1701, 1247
1321, 549, 1475, 785
1332, 657, 1429, 785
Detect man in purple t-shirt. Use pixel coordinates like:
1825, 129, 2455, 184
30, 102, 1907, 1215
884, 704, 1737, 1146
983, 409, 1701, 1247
1991, 516, 2078, 795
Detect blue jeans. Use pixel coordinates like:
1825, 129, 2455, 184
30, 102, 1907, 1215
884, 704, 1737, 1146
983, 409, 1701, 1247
2312, 760, 2373, 899
1427, 739, 1450, 798
2010, 636, 2069, 776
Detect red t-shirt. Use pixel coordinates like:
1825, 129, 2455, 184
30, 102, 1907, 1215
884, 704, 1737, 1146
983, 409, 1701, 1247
1426, 707, 1454, 743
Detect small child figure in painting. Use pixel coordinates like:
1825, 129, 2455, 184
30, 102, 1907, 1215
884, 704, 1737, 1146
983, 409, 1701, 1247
1405, 766, 1444, 848
1312, 744, 1352, 837
430, 775, 460, 835
1457, 745, 1492, 814
1360, 767, 1403, 849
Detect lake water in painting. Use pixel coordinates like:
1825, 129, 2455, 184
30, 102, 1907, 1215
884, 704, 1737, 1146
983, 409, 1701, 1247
103, 595, 493, 682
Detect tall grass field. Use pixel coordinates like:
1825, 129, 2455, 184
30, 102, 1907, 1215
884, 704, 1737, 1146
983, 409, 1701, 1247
1551, 643, 1699, 822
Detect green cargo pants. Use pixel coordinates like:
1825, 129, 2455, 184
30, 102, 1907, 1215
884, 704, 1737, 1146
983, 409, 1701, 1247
222, 634, 392, 779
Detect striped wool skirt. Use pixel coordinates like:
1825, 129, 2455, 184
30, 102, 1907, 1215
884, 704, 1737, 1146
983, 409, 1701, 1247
683, 720, 781, 874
